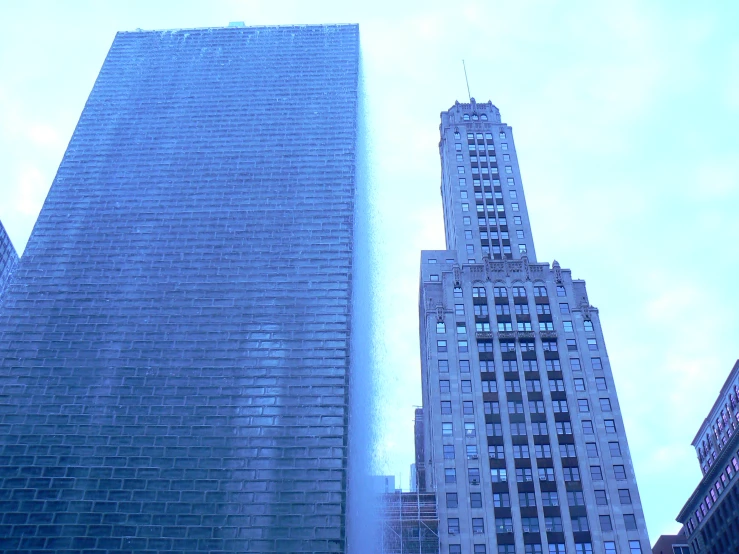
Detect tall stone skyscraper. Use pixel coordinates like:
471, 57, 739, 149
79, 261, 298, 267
418, 99, 650, 554
0, 25, 359, 553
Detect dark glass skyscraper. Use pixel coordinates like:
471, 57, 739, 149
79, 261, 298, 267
0, 25, 359, 553
418, 99, 650, 554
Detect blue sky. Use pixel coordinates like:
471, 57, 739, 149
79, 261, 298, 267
2, 0, 739, 543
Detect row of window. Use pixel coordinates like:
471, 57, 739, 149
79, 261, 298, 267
436, 337, 599, 353
688, 451, 739, 534
437, 356, 605, 376
448, 544, 642, 554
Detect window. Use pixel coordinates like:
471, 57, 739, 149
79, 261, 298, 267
485, 401, 499, 415
552, 400, 568, 413
629, 542, 643, 554
542, 491, 559, 506
450, 546, 462, 554
595, 490, 608, 505
590, 465, 603, 480
533, 285, 547, 297
545, 516, 562, 532
472, 286, 487, 298
499, 546, 515, 554
517, 468, 533, 482
457, 166, 465, 174
465, 422, 476, 437
614, 465, 627, 480
464, 228, 472, 238
619, 488, 632, 504
582, 420, 594, 434
512, 286, 526, 298
522, 517, 539, 533
446, 492, 458, 508
510, 191, 518, 199
496, 304, 511, 315
536, 304, 551, 315
510, 422, 527, 436
472, 518, 485, 534
493, 286, 507, 298
592, 357, 603, 370
572, 516, 589, 532
493, 492, 510, 507
511, 203, 519, 211
604, 542, 617, 554
462, 203, 469, 212
442, 422, 453, 435
542, 340, 557, 351
556, 286, 566, 297
539, 467, 555, 481
556, 421, 572, 435
515, 304, 530, 315
448, 518, 460, 534
513, 445, 529, 458
439, 360, 449, 373
575, 545, 593, 554
526, 379, 541, 392
455, 304, 465, 315
437, 322, 446, 333
490, 468, 507, 482
609, 442, 622, 457
624, 514, 638, 531
458, 340, 469, 353
574, 378, 586, 391
568, 491, 585, 506
584, 320, 594, 332
463, 216, 471, 225
529, 401, 545, 414
505, 166, 513, 174
605, 419, 617, 433
519, 492, 536, 507
566, 339, 578, 351
500, 341, 516, 353
549, 545, 566, 554
563, 321, 574, 332
586, 442, 598, 457
430, 274, 440, 282
514, 216, 522, 224
437, 340, 448, 353
549, 378, 564, 391
600, 515, 613, 532
482, 380, 497, 393
440, 380, 450, 393
463, 400, 474, 415
470, 492, 482, 508
595, 377, 608, 391
505, 379, 523, 392
474, 545, 487, 554
516, 230, 524, 239
502, 360, 517, 372
600, 398, 613, 411
445, 468, 456, 483
563, 466, 580, 481
560, 444, 576, 457
441, 401, 452, 415
587, 338, 598, 351
535, 444, 551, 458
559, 303, 570, 313
487, 422, 502, 436
460, 360, 470, 373
578, 399, 590, 412
571, 358, 582, 371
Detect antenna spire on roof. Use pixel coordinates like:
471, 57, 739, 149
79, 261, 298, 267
462, 59, 472, 102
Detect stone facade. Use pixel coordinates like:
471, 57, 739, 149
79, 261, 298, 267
0, 219, 18, 296
677, 361, 739, 554
418, 100, 650, 554
0, 24, 359, 553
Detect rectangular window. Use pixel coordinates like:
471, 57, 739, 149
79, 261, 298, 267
600, 398, 612, 411
595, 490, 608, 505
586, 442, 598, 457
609, 441, 622, 457
457, 166, 465, 174
584, 320, 594, 332
446, 492, 458, 508
462, 203, 469, 212
490, 468, 506, 482
441, 401, 452, 415
559, 302, 570, 314
439, 360, 449, 373
445, 469, 456, 483
437, 340, 447, 352
463, 400, 474, 415
470, 492, 482, 508
582, 420, 594, 434
442, 422, 452, 435
444, 445, 455, 459
604, 544, 616, 554
600, 515, 613, 532
595, 377, 608, 390
590, 465, 603, 480
541, 491, 558, 506
629, 541, 642, 554
614, 465, 627, 480
437, 322, 446, 333
493, 492, 510, 507
587, 338, 598, 351
592, 357, 603, 370
571, 358, 582, 371
455, 304, 465, 315
624, 514, 638, 531
460, 360, 470, 373
605, 419, 617, 433
458, 340, 469, 353
535, 444, 552, 458
578, 399, 590, 412
566, 339, 578, 351
563, 321, 574, 332
439, 380, 450, 393
574, 378, 585, 391
472, 518, 485, 534
619, 488, 632, 504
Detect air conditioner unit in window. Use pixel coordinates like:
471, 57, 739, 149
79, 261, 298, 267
470, 479, 480, 485
470, 455, 479, 460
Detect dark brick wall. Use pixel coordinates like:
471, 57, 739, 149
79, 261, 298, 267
0, 25, 358, 553
0, 220, 18, 296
